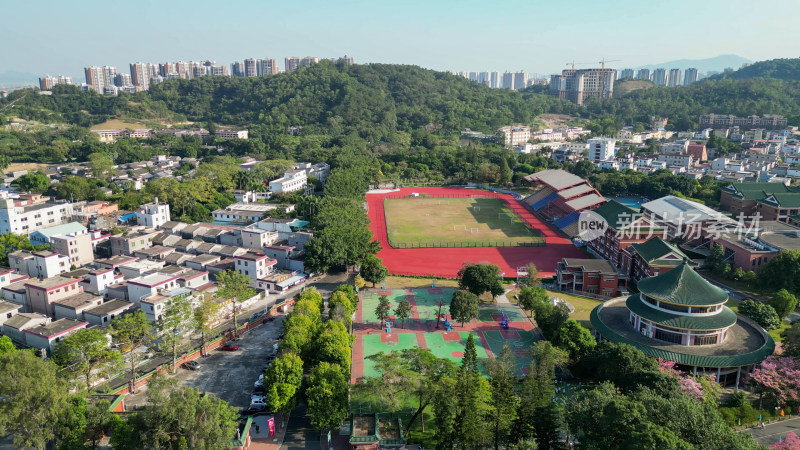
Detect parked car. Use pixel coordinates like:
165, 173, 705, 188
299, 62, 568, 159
253, 385, 265, 395
219, 344, 239, 351
181, 360, 200, 370
251, 393, 265, 403
254, 374, 264, 388
249, 399, 267, 411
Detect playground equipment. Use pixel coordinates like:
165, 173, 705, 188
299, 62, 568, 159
386, 322, 392, 333
501, 312, 509, 330
443, 315, 452, 332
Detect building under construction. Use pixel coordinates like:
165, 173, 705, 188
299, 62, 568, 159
549, 68, 616, 105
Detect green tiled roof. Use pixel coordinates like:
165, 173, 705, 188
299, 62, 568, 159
590, 307, 775, 368
626, 294, 737, 330
637, 262, 728, 306
723, 182, 796, 201
630, 237, 688, 265
592, 200, 638, 229
758, 192, 800, 208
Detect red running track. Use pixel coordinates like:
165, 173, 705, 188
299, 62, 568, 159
367, 187, 586, 278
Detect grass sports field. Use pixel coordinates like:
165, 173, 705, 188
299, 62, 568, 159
384, 197, 540, 247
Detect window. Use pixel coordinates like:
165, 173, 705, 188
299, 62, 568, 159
654, 328, 683, 344
693, 334, 718, 345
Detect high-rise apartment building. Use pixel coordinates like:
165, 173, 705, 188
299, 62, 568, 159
549, 68, 615, 105
468, 72, 478, 82
231, 62, 244, 77
619, 69, 634, 79
300, 56, 319, 68
652, 68, 667, 86
490, 72, 499, 88
284, 57, 301, 73
244, 58, 258, 77
130, 62, 151, 90
684, 68, 699, 85
84, 66, 116, 92
502, 72, 514, 89
114, 73, 132, 87
667, 68, 682, 87
478, 72, 490, 86
337, 55, 355, 64
39, 75, 73, 90
513, 72, 528, 91
636, 69, 651, 81
257, 58, 278, 75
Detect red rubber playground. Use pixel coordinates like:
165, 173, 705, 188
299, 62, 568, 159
366, 187, 586, 278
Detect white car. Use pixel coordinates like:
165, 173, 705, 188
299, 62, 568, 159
250, 398, 267, 410
251, 393, 265, 403
254, 373, 264, 388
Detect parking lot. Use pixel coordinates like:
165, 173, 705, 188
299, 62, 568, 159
124, 314, 286, 409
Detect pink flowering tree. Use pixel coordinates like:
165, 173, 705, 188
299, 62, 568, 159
657, 358, 709, 401
749, 356, 800, 409
771, 431, 800, 450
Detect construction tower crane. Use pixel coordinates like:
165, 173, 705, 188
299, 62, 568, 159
566, 61, 592, 70
598, 59, 621, 69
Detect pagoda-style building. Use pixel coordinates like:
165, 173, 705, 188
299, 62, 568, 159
591, 262, 774, 387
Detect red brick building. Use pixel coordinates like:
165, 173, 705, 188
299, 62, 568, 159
586, 200, 666, 273
687, 143, 708, 162
556, 258, 623, 298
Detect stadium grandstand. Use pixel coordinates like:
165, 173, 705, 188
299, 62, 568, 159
523, 169, 606, 236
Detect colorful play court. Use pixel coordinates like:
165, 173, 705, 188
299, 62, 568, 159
352, 287, 539, 382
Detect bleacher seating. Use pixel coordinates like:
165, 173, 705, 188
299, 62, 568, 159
523, 187, 554, 206
554, 211, 580, 230
532, 192, 559, 211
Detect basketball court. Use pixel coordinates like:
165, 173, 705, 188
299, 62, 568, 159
352, 287, 541, 382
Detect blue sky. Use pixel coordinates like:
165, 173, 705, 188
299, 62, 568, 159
5, 0, 800, 79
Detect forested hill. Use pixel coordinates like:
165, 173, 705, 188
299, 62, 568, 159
145, 62, 582, 138
1, 62, 582, 140
707, 58, 800, 82
587, 77, 800, 129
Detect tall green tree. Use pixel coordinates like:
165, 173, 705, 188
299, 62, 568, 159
738, 299, 781, 330
518, 285, 548, 318
452, 334, 491, 449
781, 321, 800, 358
512, 341, 567, 448
110, 311, 153, 394
157, 294, 193, 372
359, 254, 388, 287
394, 297, 412, 328
375, 294, 391, 327
216, 269, 256, 339
11, 170, 50, 193
0, 335, 17, 355
53, 328, 123, 390
128, 376, 239, 449
193, 294, 220, 356
459, 263, 504, 299
0, 350, 70, 449
484, 343, 519, 450
449, 289, 480, 326
264, 353, 304, 413
552, 320, 597, 362
769, 289, 798, 319
306, 362, 349, 431
313, 320, 352, 369
757, 250, 800, 293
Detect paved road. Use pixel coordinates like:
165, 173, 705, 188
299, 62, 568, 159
743, 417, 800, 446
281, 405, 319, 450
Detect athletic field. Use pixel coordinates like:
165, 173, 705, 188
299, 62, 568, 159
383, 197, 540, 247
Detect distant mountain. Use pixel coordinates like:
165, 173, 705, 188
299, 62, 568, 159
632, 54, 753, 74
0, 70, 38, 88
706, 58, 800, 82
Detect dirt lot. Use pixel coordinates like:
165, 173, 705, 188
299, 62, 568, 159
5, 162, 49, 173
124, 314, 286, 409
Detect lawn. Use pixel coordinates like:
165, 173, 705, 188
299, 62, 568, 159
384, 197, 540, 247
545, 290, 604, 330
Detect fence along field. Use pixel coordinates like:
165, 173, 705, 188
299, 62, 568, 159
383, 195, 544, 248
